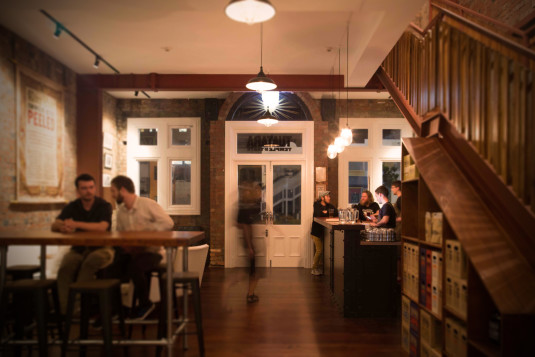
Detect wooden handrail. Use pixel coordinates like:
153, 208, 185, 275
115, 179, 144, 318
432, 2, 535, 60
432, 0, 529, 44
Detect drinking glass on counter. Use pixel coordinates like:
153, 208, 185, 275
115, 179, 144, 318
338, 209, 346, 223
328, 208, 334, 217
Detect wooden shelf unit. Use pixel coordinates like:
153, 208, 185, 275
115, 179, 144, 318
400, 138, 535, 357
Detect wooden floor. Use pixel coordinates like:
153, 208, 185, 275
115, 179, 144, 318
10, 268, 403, 356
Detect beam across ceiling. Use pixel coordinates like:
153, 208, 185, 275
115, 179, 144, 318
77, 73, 385, 92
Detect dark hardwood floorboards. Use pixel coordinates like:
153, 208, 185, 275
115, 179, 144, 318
9, 268, 403, 357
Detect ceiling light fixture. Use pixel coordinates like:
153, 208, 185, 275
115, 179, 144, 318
257, 111, 278, 127
41, 9, 152, 99
53, 23, 63, 38
93, 56, 100, 69
225, 0, 276, 25
340, 24, 352, 147
246, 23, 277, 92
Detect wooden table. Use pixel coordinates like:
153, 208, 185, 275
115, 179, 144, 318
314, 218, 400, 317
0, 230, 205, 357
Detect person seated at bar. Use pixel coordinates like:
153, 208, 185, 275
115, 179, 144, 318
310, 191, 337, 276
52, 173, 114, 315
370, 185, 397, 229
110, 175, 174, 320
353, 190, 380, 222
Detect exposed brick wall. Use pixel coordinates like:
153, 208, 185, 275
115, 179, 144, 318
114, 99, 222, 260
209, 120, 225, 266
0, 25, 77, 232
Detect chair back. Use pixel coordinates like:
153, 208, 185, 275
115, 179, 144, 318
173, 244, 209, 286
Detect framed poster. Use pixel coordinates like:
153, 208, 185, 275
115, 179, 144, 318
16, 66, 65, 203
315, 184, 326, 199
104, 153, 113, 169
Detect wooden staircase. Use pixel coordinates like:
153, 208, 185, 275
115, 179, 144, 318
378, 2, 535, 355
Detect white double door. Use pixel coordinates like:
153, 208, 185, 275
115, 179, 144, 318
232, 161, 305, 268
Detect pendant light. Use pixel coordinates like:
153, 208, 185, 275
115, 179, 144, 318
327, 144, 337, 159
247, 23, 277, 92
225, 0, 276, 25
257, 111, 278, 127
340, 24, 352, 146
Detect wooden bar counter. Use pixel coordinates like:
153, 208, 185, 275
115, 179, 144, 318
314, 217, 400, 317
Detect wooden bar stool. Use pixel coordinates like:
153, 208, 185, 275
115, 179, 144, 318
63, 279, 125, 357
0, 279, 62, 357
158, 271, 205, 357
6, 265, 40, 280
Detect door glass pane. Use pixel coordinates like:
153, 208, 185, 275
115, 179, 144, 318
348, 161, 368, 204
273, 165, 301, 225
171, 160, 191, 205
351, 129, 369, 147
171, 127, 191, 146
382, 129, 401, 146
382, 161, 401, 202
139, 161, 157, 201
139, 128, 158, 145
238, 165, 266, 225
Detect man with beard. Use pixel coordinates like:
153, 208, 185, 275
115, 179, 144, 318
110, 175, 174, 320
52, 173, 113, 314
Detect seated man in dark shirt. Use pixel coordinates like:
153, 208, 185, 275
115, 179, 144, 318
370, 185, 397, 229
353, 190, 380, 221
51, 174, 113, 314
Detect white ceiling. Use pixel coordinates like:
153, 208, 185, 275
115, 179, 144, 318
0, 0, 425, 98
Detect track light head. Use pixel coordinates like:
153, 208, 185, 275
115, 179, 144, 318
134, 91, 139, 97
93, 56, 100, 69
53, 23, 62, 39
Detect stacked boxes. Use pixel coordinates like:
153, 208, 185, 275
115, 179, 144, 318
402, 295, 411, 353
445, 317, 467, 357
420, 309, 442, 356
403, 155, 419, 180
410, 301, 420, 357
445, 239, 468, 318
425, 212, 443, 244
403, 243, 419, 300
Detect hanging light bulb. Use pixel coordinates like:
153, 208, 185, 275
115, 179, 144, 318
341, 127, 352, 146
327, 145, 337, 159
262, 91, 279, 112
334, 137, 346, 153
257, 110, 278, 127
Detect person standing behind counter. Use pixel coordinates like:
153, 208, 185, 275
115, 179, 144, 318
353, 190, 380, 222
310, 191, 337, 276
110, 175, 174, 320
370, 185, 397, 228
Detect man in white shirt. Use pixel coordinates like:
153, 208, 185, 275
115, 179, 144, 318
110, 175, 174, 319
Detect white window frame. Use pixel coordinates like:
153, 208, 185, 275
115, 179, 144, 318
338, 118, 413, 209
127, 117, 201, 215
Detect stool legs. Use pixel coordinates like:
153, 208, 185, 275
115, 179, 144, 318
190, 279, 205, 357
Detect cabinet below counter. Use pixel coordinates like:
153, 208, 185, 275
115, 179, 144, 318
314, 218, 400, 318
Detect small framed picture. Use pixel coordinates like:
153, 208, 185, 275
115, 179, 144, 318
104, 153, 113, 169
103, 132, 114, 150
315, 184, 326, 199
102, 174, 111, 187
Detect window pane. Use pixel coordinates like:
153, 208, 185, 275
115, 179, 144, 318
382, 129, 401, 146
139, 161, 157, 201
348, 161, 368, 204
237, 133, 303, 154
171, 160, 191, 205
238, 165, 266, 225
139, 128, 158, 145
351, 129, 369, 147
382, 161, 401, 202
171, 128, 191, 146
273, 165, 301, 225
